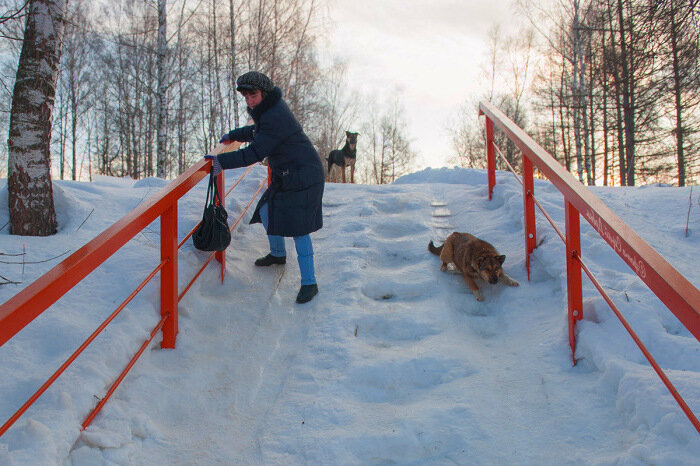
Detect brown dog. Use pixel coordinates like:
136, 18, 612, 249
429, 232, 519, 301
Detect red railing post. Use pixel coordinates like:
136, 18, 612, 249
522, 156, 537, 280
484, 116, 496, 200
479, 99, 700, 429
160, 203, 178, 349
565, 201, 583, 365
215, 171, 226, 283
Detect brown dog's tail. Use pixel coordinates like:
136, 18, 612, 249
428, 240, 443, 256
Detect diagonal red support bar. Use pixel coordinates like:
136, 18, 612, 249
480, 101, 700, 342
0, 140, 249, 439
82, 314, 168, 430
0, 161, 207, 348
178, 165, 256, 250
178, 177, 266, 303
480, 99, 700, 434
576, 256, 700, 433
0, 262, 166, 438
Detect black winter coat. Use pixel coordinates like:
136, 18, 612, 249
217, 87, 324, 237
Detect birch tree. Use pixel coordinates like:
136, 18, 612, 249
229, 0, 239, 128
360, 94, 415, 185
447, 100, 485, 169
7, 0, 67, 236
60, 0, 91, 181
156, 0, 167, 177
571, 0, 592, 183
312, 61, 358, 173
658, 0, 700, 186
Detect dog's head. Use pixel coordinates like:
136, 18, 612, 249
472, 254, 506, 284
345, 131, 359, 150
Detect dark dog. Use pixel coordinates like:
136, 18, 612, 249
327, 131, 359, 183
429, 232, 519, 301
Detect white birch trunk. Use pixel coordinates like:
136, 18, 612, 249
576, 2, 592, 185
572, 0, 585, 183
7, 0, 67, 236
230, 0, 239, 128
156, 0, 167, 178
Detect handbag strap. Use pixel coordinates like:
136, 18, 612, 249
212, 172, 223, 207
203, 171, 213, 208
204, 171, 224, 208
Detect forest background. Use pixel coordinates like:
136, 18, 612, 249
0, 0, 698, 187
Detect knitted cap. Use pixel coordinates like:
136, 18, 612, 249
236, 71, 274, 93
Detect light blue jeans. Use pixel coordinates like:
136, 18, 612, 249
260, 203, 316, 285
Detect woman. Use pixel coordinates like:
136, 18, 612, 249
204, 71, 324, 304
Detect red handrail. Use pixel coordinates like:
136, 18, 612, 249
0, 140, 265, 436
479, 100, 700, 433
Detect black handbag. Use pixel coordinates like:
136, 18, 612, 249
193, 171, 231, 252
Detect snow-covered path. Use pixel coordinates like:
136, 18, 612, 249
70, 176, 672, 464
1, 167, 698, 464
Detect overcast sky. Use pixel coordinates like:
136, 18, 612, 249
323, 0, 520, 169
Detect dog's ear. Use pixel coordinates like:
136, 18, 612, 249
497, 255, 506, 264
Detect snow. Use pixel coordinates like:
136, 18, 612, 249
0, 165, 699, 464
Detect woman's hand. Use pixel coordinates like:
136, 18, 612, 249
204, 155, 222, 176
219, 132, 232, 144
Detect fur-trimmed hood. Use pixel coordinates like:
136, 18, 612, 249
247, 87, 283, 122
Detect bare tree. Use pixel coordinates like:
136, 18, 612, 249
658, 0, 700, 186
571, 0, 593, 183
7, 0, 67, 236
229, 0, 239, 128
447, 100, 486, 169
359, 93, 415, 185
0, 0, 332, 184
311, 61, 358, 175
156, 0, 167, 177
62, 0, 91, 180
516, 0, 684, 185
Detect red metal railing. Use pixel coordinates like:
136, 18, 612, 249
479, 100, 700, 434
0, 140, 266, 437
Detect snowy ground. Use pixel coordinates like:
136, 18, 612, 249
0, 165, 698, 464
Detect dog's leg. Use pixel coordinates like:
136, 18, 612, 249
500, 273, 520, 287
462, 273, 484, 301
329, 165, 338, 183
439, 236, 454, 270
342, 167, 346, 183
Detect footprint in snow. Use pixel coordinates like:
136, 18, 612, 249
353, 314, 440, 345
344, 357, 475, 403
371, 218, 428, 239
360, 275, 434, 302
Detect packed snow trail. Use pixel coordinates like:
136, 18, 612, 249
70, 178, 635, 464
2, 167, 697, 464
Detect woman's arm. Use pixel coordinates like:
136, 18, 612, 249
218, 117, 285, 169
227, 125, 255, 142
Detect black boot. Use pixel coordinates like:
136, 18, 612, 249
254, 253, 286, 266
296, 284, 318, 303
